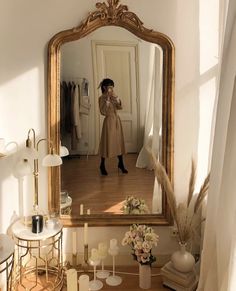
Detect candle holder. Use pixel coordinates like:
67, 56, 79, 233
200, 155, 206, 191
72, 253, 77, 268
97, 256, 110, 279
89, 257, 103, 291
106, 246, 122, 286
84, 244, 89, 265
97, 243, 110, 279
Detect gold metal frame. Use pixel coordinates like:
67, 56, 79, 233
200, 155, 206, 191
47, 0, 175, 226
0, 251, 14, 291
12, 229, 64, 290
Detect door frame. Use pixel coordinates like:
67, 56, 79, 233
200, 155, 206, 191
92, 40, 140, 154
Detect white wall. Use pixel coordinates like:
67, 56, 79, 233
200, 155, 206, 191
0, 0, 219, 262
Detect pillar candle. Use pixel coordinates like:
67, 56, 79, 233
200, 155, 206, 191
80, 204, 84, 215
66, 269, 78, 291
87, 209, 90, 215
84, 223, 88, 245
110, 238, 117, 249
72, 231, 77, 255
79, 274, 89, 291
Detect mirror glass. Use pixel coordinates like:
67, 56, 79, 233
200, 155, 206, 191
47, 0, 174, 225
60, 26, 163, 216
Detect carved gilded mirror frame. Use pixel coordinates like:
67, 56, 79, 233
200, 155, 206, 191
47, 0, 175, 226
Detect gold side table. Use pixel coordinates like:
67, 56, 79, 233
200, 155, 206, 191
0, 234, 15, 291
11, 219, 64, 291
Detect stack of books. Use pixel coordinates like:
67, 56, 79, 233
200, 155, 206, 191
161, 261, 198, 291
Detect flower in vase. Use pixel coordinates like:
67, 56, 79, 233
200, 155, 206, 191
121, 195, 149, 214
122, 224, 159, 265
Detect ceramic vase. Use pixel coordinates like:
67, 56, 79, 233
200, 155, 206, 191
171, 242, 195, 273
139, 264, 151, 289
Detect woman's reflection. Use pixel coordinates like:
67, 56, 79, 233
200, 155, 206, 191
98, 78, 128, 175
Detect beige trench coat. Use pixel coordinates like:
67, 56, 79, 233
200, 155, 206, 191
99, 95, 126, 158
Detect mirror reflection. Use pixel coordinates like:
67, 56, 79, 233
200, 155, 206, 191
60, 26, 163, 216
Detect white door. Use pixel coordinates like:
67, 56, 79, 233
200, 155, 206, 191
93, 41, 139, 153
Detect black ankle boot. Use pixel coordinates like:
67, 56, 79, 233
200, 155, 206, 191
117, 155, 128, 174
100, 158, 108, 175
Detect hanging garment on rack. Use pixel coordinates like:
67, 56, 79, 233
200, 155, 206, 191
80, 95, 91, 115
73, 83, 82, 139
70, 82, 80, 150
81, 78, 89, 96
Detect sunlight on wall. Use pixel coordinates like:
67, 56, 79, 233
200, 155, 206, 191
199, 0, 219, 74
197, 0, 220, 187
0, 67, 41, 139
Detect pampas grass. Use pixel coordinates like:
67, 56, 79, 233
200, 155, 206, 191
149, 150, 210, 244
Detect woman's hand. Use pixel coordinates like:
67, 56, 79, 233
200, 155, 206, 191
106, 86, 119, 103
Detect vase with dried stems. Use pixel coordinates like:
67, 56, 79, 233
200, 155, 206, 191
149, 151, 210, 272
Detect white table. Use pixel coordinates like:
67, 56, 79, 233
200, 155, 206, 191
11, 219, 64, 290
0, 234, 15, 291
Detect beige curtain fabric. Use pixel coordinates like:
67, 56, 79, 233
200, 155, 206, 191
197, 1, 236, 289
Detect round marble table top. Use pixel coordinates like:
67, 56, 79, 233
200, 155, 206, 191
11, 219, 63, 241
0, 234, 15, 264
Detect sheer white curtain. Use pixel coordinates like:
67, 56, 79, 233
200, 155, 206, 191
136, 46, 163, 213
197, 1, 236, 289
136, 46, 163, 169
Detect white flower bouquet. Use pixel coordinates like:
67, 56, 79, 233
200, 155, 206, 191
121, 195, 149, 214
122, 224, 159, 265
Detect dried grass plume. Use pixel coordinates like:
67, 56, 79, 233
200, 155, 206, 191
148, 149, 210, 244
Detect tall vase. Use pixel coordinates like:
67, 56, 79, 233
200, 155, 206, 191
139, 264, 151, 289
171, 242, 195, 273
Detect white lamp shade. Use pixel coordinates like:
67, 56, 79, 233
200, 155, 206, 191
23, 146, 39, 159
42, 154, 62, 167
13, 159, 32, 178
60, 145, 69, 157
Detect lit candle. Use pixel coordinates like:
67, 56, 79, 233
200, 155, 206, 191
91, 248, 99, 261
84, 223, 88, 245
79, 274, 89, 291
110, 238, 117, 250
72, 231, 77, 255
66, 268, 78, 291
80, 204, 84, 215
87, 209, 90, 215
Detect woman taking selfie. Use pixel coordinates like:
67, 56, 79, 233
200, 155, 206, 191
98, 78, 128, 176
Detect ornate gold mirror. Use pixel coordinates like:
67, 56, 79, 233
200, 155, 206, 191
47, 0, 174, 226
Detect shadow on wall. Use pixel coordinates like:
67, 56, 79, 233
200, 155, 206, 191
0, 152, 19, 232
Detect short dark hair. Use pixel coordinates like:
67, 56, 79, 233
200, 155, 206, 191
100, 78, 114, 93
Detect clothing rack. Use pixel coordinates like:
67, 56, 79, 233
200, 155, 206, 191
63, 76, 85, 84
61, 78, 91, 159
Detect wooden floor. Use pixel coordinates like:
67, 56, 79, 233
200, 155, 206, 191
61, 154, 155, 215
